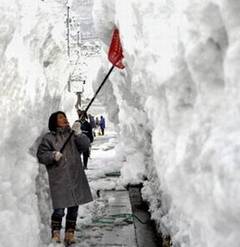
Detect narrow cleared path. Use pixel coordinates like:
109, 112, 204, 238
65, 131, 162, 247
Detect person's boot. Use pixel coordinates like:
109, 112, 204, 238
51, 218, 62, 243
52, 230, 61, 243
64, 219, 76, 245
64, 228, 76, 245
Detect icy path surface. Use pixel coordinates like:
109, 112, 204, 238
68, 131, 137, 246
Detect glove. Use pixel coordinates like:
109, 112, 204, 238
53, 151, 63, 162
72, 121, 82, 135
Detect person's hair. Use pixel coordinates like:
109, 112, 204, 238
48, 111, 67, 131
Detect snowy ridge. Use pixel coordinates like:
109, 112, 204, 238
93, 1, 240, 246
0, 1, 70, 246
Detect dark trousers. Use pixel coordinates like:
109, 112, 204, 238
51, 206, 79, 232
82, 148, 90, 169
101, 128, 104, 135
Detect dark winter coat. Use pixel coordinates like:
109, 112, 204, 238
99, 117, 105, 129
80, 120, 94, 143
37, 127, 93, 209
89, 115, 96, 129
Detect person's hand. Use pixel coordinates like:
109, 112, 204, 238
72, 121, 82, 135
53, 151, 63, 162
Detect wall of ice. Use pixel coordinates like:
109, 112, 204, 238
93, 0, 240, 246
0, 0, 70, 246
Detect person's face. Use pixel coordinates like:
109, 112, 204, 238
56, 113, 69, 128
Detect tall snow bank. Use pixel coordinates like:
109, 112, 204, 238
93, 0, 240, 246
0, 0, 70, 246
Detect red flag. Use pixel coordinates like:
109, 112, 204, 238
108, 28, 125, 69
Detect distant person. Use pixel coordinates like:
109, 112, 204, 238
99, 115, 106, 135
88, 114, 96, 129
95, 116, 100, 135
95, 116, 99, 128
77, 110, 94, 169
37, 111, 93, 244
88, 114, 96, 137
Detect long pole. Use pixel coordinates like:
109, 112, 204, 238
85, 65, 115, 112
60, 64, 115, 153
60, 131, 73, 152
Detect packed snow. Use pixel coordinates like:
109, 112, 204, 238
1, 0, 240, 246
93, 0, 240, 247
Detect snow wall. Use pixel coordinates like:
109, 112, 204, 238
93, 1, 240, 246
1, 0, 240, 246
0, 1, 73, 246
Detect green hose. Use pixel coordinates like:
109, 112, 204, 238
92, 213, 148, 225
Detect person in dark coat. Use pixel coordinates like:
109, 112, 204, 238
88, 114, 96, 137
95, 117, 99, 128
77, 110, 94, 169
88, 114, 96, 129
99, 115, 106, 135
37, 111, 93, 244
